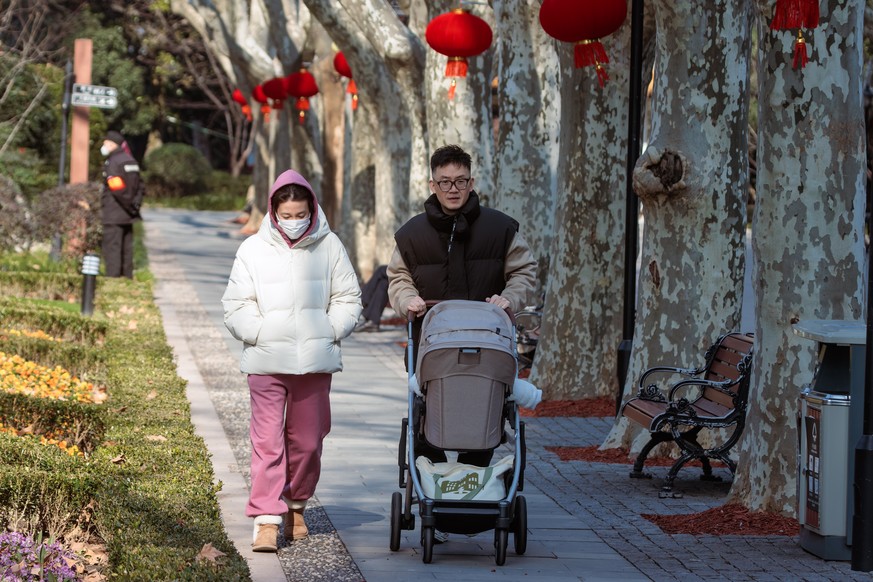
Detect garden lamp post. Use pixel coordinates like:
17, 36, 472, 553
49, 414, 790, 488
616, 0, 645, 413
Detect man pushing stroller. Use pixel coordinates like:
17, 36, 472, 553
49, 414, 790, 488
387, 143, 537, 468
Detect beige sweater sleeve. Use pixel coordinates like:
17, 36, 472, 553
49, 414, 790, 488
387, 246, 419, 319
500, 232, 537, 312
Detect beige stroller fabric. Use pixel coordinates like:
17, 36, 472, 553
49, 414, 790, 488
415, 301, 517, 451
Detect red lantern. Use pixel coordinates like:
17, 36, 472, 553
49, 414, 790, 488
252, 85, 271, 121
425, 9, 493, 99
539, 0, 626, 87
232, 89, 252, 121
333, 52, 359, 111
770, 0, 819, 69
262, 77, 287, 109
285, 69, 319, 124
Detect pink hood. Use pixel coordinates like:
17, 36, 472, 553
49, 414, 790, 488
269, 169, 320, 247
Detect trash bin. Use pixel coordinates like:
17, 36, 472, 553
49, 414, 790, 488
793, 320, 866, 561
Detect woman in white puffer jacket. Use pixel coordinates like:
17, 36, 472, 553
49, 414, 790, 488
222, 169, 362, 552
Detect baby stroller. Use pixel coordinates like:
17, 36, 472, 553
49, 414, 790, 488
388, 300, 527, 565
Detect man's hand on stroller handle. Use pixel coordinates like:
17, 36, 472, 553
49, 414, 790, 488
485, 294, 511, 311
405, 296, 427, 320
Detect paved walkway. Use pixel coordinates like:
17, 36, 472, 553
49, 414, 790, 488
143, 209, 869, 582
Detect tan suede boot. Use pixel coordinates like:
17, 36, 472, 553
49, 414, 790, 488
252, 515, 282, 552
284, 508, 308, 541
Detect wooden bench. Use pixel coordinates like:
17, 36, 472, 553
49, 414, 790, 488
620, 332, 755, 497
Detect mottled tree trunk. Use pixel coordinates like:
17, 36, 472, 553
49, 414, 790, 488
603, 0, 751, 449
491, 0, 559, 297
303, 0, 427, 272
530, 7, 633, 400
730, 0, 865, 514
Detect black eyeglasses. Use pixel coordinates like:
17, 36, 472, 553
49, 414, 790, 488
434, 178, 470, 192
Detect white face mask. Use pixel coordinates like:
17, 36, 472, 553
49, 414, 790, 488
278, 217, 310, 239
100, 144, 112, 157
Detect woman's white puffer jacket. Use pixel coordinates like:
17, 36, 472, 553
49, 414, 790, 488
222, 191, 361, 375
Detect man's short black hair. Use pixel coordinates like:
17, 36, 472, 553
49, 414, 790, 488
430, 144, 471, 173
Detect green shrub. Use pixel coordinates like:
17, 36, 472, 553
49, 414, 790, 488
0, 301, 108, 345
31, 182, 103, 255
0, 334, 106, 378
0, 272, 83, 302
0, 148, 58, 199
0, 393, 105, 455
0, 175, 37, 252
0, 270, 251, 579
143, 143, 212, 198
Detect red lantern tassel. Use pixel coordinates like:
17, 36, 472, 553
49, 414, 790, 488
595, 63, 609, 88
260, 104, 271, 122
242, 105, 252, 122
574, 40, 609, 69
793, 31, 808, 68
296, 97, 310, 125
347, 79, 357, 95
445, 57, 468, 78
448, 78, 457, 100
351, 94, 358, 111
770, 0, 819, 30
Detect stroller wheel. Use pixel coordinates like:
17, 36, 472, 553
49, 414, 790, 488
389, 492, 402, 551
421, 526, 434, 563
494, 528, 508, 566
513, 495, 528, 555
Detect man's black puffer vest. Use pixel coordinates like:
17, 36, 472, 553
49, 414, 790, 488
394, 191, 518, 302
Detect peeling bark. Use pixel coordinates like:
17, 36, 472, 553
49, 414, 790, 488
491, 0, 560, 297
530, 3, 635, 400
730, 0, 865, 514
603, 0, 751, 450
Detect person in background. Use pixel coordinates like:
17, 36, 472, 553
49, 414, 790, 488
222, 169, 362, 552
355, 264, 389, 332
100, 130, 142, 278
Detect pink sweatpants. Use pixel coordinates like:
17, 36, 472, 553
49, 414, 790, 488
245, 373, 332, 517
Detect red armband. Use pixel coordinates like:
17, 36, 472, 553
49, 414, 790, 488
107, 176, 126, 191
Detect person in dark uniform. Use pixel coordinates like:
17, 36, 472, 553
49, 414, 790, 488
100, 130, 142, 278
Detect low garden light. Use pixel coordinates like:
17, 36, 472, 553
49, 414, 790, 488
285, 69, 319, 124
425, 8, 493, 99
80, 253, 100, 317
333, 52, 358, 111
538, 0, 627, 87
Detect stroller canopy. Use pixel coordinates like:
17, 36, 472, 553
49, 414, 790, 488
416, 300, 517, 387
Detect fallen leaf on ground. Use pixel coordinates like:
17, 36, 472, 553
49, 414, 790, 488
145, 435, 167, 442
110, 453, 126, 464
127, 320, 137, 330
145, 390, 157, 400
195, 543, 226, 563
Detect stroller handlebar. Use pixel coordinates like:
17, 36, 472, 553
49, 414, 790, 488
406, 299, 517, 325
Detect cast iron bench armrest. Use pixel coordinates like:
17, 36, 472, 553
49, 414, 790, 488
667, 378, 738, 402
637, 366, 701, 401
